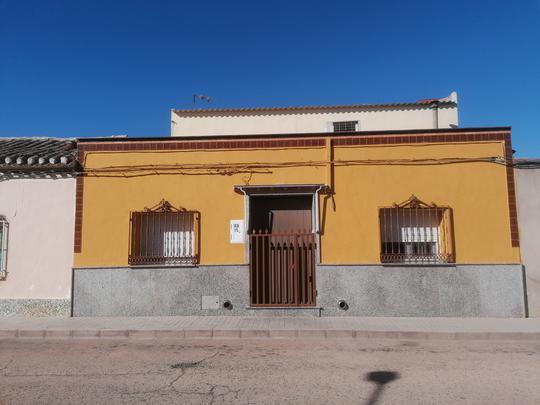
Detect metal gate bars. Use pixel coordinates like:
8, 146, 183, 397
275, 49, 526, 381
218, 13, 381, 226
249, 230, 316, 307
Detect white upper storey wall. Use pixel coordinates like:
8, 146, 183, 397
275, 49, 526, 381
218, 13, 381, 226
171, 93, 459, 137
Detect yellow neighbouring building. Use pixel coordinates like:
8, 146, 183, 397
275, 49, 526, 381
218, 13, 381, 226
71, 125, 526, 317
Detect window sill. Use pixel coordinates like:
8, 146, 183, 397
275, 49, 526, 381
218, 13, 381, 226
129, 264, 199, 269
381, 263, 456, 268
246, 306, 322, 310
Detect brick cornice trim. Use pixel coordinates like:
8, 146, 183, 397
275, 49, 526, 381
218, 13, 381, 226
77, 130, 510, 156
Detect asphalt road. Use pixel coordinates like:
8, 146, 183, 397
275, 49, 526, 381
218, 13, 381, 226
0, 338, 539, 404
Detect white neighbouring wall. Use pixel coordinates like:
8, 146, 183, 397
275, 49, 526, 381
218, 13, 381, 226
0, 177, 75, 302
516, 167, 540, 317
171, 93, 459, 137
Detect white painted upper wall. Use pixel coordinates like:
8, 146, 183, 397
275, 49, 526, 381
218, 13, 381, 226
0, 177, 75, 299
171, 93, 459, 137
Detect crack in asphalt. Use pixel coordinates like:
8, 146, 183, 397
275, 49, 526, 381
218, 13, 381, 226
208, 383, 241, 405
170, 351, 220, 370
120, 351, 234, 404
0, 352, 224, 380
0, 359, 13, 373
0, 369, 171, 378
5, 341, 537, 404
121, 369, 187, 403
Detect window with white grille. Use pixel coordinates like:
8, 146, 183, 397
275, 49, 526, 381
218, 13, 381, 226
332, 120, 358, 132
0, 216, 8, 279
379, 196, 454, 264
129, 200, 199, 265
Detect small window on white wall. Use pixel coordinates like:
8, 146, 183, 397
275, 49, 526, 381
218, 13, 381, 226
0, 216, 8, 280
326, 121, 360, 132
332, 121, 359, 132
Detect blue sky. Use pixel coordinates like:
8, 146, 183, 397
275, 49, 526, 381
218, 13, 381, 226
1, 0, 539, 156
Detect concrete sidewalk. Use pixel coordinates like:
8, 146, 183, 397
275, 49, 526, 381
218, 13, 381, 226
1, 316, 539, 340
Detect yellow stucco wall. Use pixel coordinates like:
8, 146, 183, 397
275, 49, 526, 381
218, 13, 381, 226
74, 139, 520, 267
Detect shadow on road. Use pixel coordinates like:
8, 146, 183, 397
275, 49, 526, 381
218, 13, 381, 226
364, 371, 400, 405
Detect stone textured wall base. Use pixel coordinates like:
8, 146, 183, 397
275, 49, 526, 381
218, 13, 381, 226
317, 264, 526, 317
72, 264, 526, 318
0, 299, 71, 317
73, 266, 250, 317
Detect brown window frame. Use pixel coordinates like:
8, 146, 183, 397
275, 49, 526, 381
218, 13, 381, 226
128, 200, 200, 266
379, 195, 455, 264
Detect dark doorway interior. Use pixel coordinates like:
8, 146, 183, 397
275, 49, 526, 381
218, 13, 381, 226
249, 195, 312, 233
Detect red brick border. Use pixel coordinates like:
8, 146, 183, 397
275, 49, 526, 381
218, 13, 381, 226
74, 147, 86, 253
77, 131, 507, 156
74, 176, 84, 253
503, 136, 520, 247
78, 137, 326, 155
74, 129, 519, 252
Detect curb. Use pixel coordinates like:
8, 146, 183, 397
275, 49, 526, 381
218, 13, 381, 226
0, 329, 539, 341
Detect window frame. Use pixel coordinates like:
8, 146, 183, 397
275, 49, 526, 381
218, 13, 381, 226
0, 216, 8, 280
379, 195, 455, 264
128, 200, 200, 266
332, 120, 359, 133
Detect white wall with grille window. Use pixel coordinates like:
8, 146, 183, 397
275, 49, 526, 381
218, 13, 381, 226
0, 178, 76, 301
330, 120, 359, 132
171, 94, 459, 137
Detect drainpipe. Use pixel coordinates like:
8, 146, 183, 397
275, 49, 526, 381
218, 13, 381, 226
237, 187, 249, 263
313, 185, 325, 267
432, 101, 439, 129
314, 185, 324, 234
326, 138, 334, 192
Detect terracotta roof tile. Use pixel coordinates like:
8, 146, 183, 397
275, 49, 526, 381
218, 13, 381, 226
172, 98, 456, 115
0, 137, 78, 172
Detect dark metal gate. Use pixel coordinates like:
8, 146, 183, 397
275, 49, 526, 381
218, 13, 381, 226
249, 230, 316, 307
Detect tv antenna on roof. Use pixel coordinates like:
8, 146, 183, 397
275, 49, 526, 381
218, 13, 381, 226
193, 94, 213, 107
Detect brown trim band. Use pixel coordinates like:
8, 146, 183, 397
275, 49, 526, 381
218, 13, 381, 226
79, 138, 326, 154
503, 137, 520, 247
77, 131, 508, 156
77, 127, 511, 143
74, 176, 84, 253
74, 147, 85, 253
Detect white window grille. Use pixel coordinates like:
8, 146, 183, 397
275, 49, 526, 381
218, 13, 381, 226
332, 120, 358, 132
401, 226, 440, 260
0, 216, 8, 279
163, 230, 195, 258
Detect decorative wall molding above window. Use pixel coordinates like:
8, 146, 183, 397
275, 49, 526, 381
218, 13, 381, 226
143, 199, 188, 213
391, 195, 439, 209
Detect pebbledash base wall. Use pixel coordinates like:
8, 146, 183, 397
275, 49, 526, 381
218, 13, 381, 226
72, 264, 526, 317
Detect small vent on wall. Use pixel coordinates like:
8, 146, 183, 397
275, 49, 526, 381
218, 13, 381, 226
332, 121, 358, 132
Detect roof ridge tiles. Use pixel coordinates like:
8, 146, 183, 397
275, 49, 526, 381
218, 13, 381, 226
0, 137, 77, 172
172, 99, 457, 115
